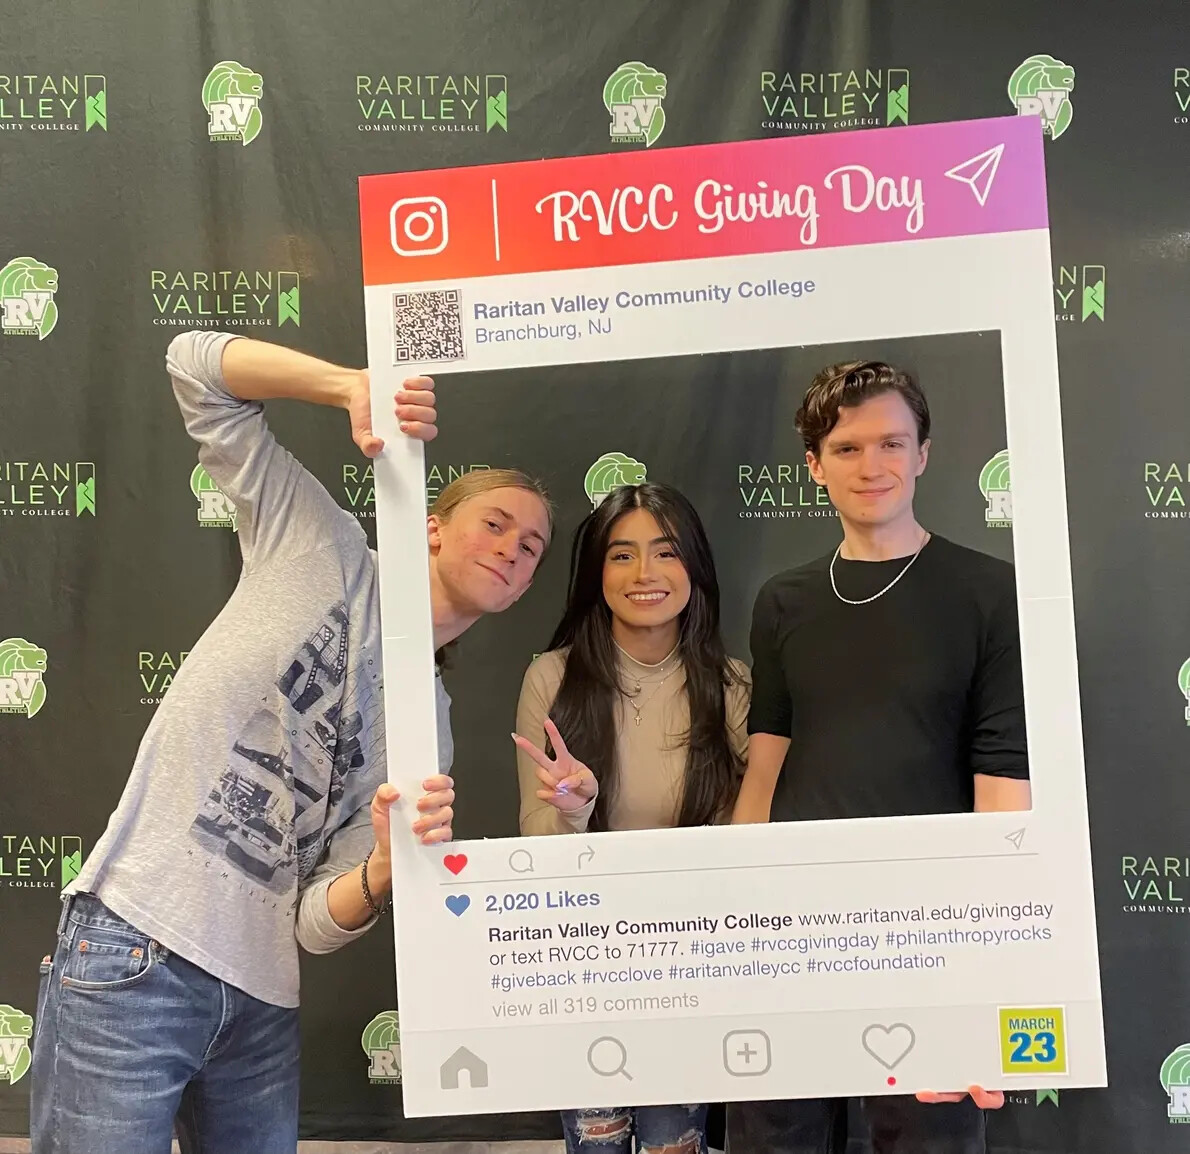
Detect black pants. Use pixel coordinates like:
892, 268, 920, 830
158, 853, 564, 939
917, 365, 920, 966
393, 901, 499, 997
726, 1096, 986, 1154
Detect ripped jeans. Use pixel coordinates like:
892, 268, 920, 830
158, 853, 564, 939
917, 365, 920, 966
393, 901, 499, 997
561, 1104, 709, 1154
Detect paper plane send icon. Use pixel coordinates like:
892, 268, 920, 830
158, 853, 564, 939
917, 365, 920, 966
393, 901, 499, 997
944, 145, 1004, 207
1005, 828, 1026, 850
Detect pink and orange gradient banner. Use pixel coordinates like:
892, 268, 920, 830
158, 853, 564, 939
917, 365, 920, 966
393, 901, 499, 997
358, 115, 1047, 288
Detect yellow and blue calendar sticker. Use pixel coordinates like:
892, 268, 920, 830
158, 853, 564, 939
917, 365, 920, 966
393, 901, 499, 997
998, 1007, 1067, 1075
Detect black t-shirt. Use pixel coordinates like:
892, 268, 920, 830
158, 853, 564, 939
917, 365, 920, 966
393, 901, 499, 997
748, 535, 1029, 822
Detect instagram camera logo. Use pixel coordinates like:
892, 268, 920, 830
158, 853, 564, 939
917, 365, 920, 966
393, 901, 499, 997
390, 197, 449, 257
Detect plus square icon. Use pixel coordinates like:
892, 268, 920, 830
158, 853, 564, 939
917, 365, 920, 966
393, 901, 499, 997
723, 1030, 772, 1076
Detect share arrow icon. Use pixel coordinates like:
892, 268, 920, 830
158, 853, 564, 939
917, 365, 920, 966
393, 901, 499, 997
944, 144, 1004, 207
1005, 828, 1026, 850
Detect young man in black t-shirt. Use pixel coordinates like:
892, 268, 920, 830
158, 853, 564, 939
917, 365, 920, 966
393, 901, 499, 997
728, 361, 1030, 1154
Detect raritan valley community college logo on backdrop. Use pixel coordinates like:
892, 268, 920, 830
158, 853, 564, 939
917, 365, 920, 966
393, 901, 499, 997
1008, 54, 1075, 140
362, 1011, 402, 1083
760, 67, 909, 133
0, 638, 48, 720
191, 464, 238, 530
0, 258, 59, 340
1143, 461, 1190, 521
979, 450, 1012, 528
585, 453, 647, 508
0, 73, 106, 133
1122, 852, 1190, 914
605, 62, 667, 147
355, 74, 508, 133
0, 834, 83, 890
203, 60, 264, 145
150, 269, 299, 328
1053, 262, 1106, 322
0, 1006, 33, 1085
342, 462, 491, 519
1007, 1089, 1060, 1108
0, 461, 95, 519
137, 649, 189, 707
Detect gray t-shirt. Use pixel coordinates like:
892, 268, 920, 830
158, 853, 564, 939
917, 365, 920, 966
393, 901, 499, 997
66, 329, 453, 1008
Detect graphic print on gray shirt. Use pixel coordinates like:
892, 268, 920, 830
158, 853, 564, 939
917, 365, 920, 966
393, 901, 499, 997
66, 329, 453, 1008
190, 603, 366, 896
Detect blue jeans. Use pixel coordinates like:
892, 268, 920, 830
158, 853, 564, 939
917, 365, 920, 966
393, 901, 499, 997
30, 893, 300, 1154
562, 1104, 709, 1154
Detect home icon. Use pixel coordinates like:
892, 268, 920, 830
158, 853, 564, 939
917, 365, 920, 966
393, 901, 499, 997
440, 1046, 489, 1089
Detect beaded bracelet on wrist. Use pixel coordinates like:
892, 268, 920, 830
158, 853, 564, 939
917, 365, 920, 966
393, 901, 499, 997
361, 848, 392, 916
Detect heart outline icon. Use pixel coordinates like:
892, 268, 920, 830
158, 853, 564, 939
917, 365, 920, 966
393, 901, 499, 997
861, 1023, 916, 1070
445, 894, 470, 917
443, 854, 468, 876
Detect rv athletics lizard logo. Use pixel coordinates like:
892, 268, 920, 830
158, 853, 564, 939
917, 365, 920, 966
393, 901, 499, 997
0, 257, 58, 339
605, 62, 667, 147
0, 638, 48, 719
1008, 54, 1075, 140
585, 452, 647, 508
203, 60, 264, 145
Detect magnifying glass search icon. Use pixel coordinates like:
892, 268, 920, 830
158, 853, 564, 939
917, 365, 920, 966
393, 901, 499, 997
587, 1036, 633, 1081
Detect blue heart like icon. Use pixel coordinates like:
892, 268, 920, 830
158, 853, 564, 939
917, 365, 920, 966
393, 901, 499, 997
445, 895, 471, 917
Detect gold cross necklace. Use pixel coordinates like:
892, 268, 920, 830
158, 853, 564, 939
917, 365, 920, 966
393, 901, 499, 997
615, 641, 681, 726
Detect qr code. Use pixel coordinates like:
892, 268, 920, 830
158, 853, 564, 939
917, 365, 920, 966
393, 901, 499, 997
393, 289, 465, 364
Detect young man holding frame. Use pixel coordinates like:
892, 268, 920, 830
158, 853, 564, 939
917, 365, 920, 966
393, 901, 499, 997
730, 360, 1029, 1154
30, 329, 554, 1154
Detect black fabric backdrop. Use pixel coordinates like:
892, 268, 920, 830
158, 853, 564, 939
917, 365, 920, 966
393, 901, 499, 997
3, 1, 1189, 1148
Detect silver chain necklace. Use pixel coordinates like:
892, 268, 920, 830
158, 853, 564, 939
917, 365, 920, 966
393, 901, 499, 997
829, 530, 929, 606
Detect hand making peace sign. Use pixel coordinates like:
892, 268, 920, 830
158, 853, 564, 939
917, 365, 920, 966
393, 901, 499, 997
512, 718, 598, 815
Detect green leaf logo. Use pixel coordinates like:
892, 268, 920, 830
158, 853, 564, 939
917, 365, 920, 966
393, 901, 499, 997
76, 465, 97, 517
485, 76, 508, 132
278, 274, 300, 326
1082, 271, 1105, 321
62, 843, 83, 887
886, 72, 910, 125
84, 75, 107, 131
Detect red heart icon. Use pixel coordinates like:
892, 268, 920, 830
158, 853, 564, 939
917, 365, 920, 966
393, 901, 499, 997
443, 854, 468, 876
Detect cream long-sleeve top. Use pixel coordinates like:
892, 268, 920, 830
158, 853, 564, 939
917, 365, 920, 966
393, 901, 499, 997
515, 646, 751, 836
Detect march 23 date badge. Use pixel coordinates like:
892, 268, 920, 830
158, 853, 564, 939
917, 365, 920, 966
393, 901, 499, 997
998, 1006, 1068, 1075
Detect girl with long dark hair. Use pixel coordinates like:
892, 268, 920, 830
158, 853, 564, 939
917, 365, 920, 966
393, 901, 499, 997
512, 481, 750, 1154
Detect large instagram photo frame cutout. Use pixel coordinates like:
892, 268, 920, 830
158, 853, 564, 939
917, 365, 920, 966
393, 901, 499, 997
359, 116, 1104, 1117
